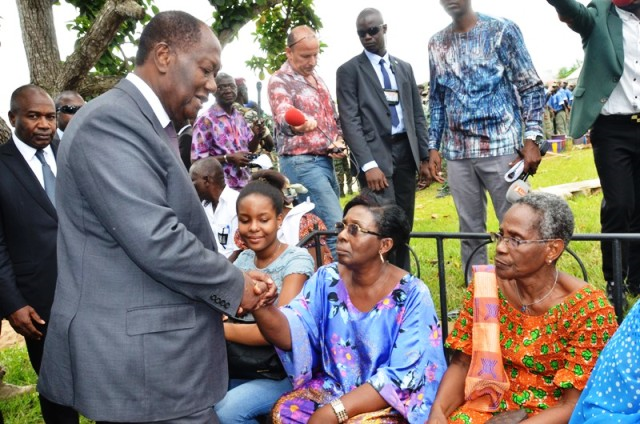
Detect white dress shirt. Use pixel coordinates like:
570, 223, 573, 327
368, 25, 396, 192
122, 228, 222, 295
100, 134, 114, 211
126, 73, 171, 128
203, 185, 239, 258
13, 130, 57, 188
602, 7, 640, 115
361, 50, 407, 172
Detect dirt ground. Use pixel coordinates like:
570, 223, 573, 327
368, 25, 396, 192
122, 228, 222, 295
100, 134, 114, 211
0, 320, 25, 350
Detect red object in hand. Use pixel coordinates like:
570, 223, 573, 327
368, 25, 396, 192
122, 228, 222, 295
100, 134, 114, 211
612, 0, 634, 6
284, 108, 306, 126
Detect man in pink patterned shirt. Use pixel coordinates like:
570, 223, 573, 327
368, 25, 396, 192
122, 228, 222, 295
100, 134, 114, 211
268, 25, 346, 255
192, 73, 264, 189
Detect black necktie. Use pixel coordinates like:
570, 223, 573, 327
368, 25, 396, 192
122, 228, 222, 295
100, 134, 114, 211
379, 58, 400, 128
35, 149, 56, 206
164, 123, 180, 157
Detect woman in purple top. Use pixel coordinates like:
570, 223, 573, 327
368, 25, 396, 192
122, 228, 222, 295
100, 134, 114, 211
253, 195, 447, 423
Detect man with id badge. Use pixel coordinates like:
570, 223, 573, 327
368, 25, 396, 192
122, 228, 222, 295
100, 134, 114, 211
337, 8, 431, 271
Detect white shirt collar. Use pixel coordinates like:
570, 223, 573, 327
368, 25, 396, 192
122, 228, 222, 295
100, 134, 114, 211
126, 73, 171, 128
57, 128, 64, 140
364, 50, 391, 68
12, 130, 54, 159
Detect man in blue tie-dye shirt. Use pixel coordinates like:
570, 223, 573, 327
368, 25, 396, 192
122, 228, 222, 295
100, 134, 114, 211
427, 0, 545, 275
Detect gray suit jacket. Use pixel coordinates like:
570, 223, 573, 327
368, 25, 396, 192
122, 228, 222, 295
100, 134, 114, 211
336, 52, 429, 176
38, 79, 245, 421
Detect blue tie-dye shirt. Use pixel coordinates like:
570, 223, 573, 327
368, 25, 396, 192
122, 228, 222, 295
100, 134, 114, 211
428, 14, 545, 160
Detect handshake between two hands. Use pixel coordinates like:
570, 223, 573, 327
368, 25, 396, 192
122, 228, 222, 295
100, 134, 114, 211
237, 270, 278, 316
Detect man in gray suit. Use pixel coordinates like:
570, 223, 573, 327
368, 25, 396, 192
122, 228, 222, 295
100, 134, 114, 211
337, 8, 431, 271
37, 11, 275, 423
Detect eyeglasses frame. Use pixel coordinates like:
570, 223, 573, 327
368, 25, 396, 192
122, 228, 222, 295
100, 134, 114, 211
357, 24, 385, 38
335, 221, 383, 238
56, 105, 82, 115
489, 232, 556, 249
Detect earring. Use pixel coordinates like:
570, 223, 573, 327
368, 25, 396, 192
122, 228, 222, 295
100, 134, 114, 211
379, 251, 384, 263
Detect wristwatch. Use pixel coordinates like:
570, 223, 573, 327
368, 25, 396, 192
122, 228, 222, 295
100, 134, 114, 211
531, 135, 545, 148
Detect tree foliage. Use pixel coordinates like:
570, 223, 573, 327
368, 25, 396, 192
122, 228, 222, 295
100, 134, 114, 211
58, 0, 320, 86
63, 0, 155, 76
557, 59, 582, 80
210, 0, 321, 80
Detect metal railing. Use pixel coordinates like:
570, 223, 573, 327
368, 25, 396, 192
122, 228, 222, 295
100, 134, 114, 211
299, 230, 639, 340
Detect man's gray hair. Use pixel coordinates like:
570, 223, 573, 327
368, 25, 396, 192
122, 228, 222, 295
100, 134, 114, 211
515, 192, 574, 246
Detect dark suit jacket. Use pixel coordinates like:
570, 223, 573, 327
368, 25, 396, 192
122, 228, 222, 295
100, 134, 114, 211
38, 78, 246, 421
548, 0, 624, 138
0, 138, 58, 322
336, 52, 429, 177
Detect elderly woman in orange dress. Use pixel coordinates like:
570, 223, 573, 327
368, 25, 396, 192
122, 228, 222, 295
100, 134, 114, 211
428, 192, 618, 423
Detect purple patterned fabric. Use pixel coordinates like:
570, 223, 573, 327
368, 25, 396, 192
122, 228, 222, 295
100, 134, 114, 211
276, 263, 447, 423
192, 104, 253, 189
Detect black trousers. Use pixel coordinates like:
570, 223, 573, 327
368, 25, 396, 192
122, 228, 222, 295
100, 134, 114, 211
357, 135, 416, 272
25, 335, 79, 424
591, 114, 640, 294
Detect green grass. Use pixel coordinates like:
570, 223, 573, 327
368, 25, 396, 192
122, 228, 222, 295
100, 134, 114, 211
0, 346, 40, 423
0, 145, 628, 423
0, 348, 95, 423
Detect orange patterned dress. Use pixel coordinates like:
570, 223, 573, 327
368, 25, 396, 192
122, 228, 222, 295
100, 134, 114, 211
446, 283, 618, 423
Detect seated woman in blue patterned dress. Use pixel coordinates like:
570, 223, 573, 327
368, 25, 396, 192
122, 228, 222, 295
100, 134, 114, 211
570, 299, 640, 423
253, 195, 447, 423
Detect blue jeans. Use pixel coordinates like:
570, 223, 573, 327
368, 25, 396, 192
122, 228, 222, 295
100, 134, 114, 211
279, 154, 343, 256
214, 378, 293, 424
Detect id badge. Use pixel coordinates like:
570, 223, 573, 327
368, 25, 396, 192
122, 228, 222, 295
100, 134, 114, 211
384, 89, 399, 106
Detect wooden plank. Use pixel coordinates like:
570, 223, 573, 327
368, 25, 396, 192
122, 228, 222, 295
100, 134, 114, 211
537, 178, 601, 199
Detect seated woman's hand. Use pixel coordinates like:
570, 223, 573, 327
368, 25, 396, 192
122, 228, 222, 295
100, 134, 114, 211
485, 410, 528, 424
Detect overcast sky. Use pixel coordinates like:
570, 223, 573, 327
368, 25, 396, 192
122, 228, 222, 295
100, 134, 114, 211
0, 0, 589, 118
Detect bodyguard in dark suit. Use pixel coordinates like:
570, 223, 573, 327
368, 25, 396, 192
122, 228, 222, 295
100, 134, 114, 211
337, 8, 431, 271
546, 0, 640, 301
0, 85, 79, 423
37, 12, 275, 423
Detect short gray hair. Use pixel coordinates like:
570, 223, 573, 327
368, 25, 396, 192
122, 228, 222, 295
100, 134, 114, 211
514, 192, 574, 247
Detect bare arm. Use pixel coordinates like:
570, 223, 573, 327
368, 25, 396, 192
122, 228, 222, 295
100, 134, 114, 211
225, 272, 308, 346
427, 351, 471, 423
252, 304, 291, 350
520, 387, 581, 424
308, 383, 390, 424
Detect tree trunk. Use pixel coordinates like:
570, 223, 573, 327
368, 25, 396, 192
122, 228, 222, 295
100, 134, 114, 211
0, 119, 11, 145
16, 0, 144, 98
57, 0, 145, 92
16, 0, 62, 94
79, 74, 124, 100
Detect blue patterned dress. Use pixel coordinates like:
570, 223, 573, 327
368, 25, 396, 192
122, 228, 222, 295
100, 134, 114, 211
570, 300, 640, 423
273, 263, 447, 423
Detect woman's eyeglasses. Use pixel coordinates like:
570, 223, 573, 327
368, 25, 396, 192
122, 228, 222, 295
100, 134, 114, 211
57, 105, 82, 115
335, 221, 382, 237
357, 24, 384, 38
489, 232, 554, 249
